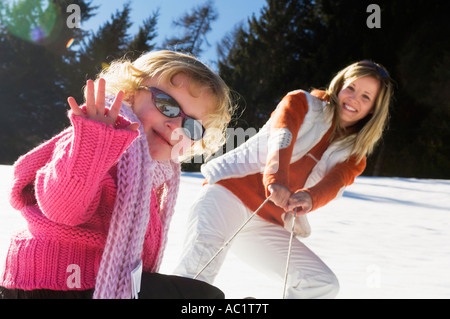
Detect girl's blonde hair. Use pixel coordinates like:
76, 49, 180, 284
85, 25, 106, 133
90, 50, 235, 162
323, 60, 394, 163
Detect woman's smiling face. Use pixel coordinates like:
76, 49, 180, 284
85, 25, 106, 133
337, 76, 380, 128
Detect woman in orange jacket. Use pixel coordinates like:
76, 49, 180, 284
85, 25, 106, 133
175, 61, 394, 298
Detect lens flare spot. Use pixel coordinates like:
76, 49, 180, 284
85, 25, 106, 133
1, 0, 57, 45
66, 38, 75, 48
30, 26, 47, 43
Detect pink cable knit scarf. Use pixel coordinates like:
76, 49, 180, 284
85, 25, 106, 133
93, 99, 180, 299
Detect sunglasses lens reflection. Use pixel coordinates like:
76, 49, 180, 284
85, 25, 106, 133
155, 94, 180, 117
154, 93, 205, 141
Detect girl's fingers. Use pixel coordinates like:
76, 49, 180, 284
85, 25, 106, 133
126, 122, 140, 132
67, 97, 83, 116
96, 78, 106, 115
72, 79, 130, 130
108, 90, 124, 120
85, 80, 96, 118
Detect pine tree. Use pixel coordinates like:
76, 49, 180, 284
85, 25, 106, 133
0, 1, 159, 164
218, 0, 323, 128
162, 0, 218, 56
126, 9, 159, 61
0, 0, 95, 163
70, 3, 159, 104
76, 2, 133, 82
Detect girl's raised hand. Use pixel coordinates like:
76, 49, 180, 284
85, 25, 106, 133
67, 78, 139, 132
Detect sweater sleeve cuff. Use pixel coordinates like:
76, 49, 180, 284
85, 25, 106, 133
300, 188, 320, 211
68, 111, 139, 180
299, 185, 339, 212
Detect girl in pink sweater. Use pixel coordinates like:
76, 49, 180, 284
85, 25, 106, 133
0, 50, 233, 299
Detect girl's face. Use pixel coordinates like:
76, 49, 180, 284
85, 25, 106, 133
337, 76, 380, 128
132, 73, 214, 161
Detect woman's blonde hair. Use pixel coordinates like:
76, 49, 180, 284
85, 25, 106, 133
90, 50, 235, 162
324, 60, 394, 163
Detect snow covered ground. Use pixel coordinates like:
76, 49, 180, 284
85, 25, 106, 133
1, 164, 449, 299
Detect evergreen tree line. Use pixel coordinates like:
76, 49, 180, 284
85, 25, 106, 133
0, 0, 448, 178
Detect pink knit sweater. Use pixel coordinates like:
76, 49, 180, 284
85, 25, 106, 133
1, 112, 165, 291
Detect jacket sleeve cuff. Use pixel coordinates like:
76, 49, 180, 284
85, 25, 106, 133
295, 188, 320, 211
263, 173, 289, 198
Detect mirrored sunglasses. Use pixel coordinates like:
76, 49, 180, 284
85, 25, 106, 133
139, 86, 205, 141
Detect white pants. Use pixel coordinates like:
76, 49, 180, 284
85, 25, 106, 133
174, 184, 339, 299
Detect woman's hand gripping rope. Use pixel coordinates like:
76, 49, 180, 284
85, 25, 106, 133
268, 184, 313, 215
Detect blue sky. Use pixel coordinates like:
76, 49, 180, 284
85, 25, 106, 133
81, 0, 267, 66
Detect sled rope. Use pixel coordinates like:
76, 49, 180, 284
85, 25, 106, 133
194, 195, 272, 280
283, 208, 297, 299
